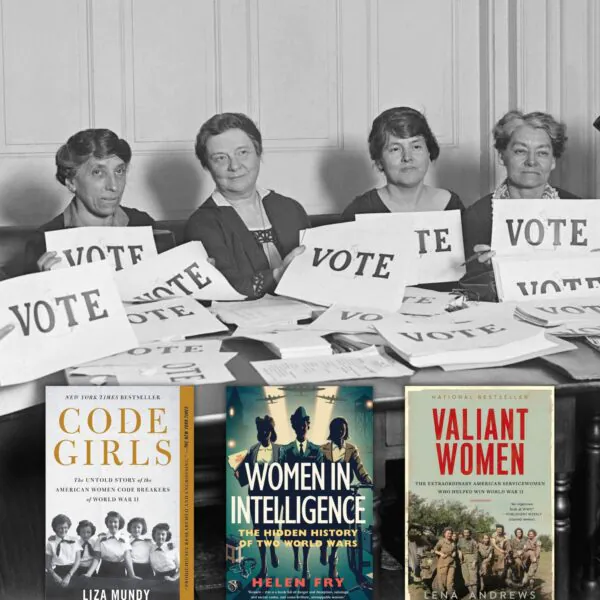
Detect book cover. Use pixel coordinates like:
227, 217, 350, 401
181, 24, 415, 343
405, 386, 554, 600
225, 385, 374, 600
45, 386, 194, 600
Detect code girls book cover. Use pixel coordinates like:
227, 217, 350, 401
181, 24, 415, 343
45, 386, 194, 600
405, 386, 554, 600
225, 385, 374, 600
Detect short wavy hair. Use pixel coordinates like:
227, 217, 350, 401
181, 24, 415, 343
105, 511, 125, 530
195, 112, 263, 169
493, 110, 567, 158
76, 520, 96, 537
256, 415, 277, 443
51, 514, 72, 532
368, 107, 440, 164
327, 417, 349, 441
127, 517, 148, 535
55, 129, 132, 186
152, 522, 172, 543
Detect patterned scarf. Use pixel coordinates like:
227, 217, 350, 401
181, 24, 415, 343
63, 198, 129, 227
492, 179, 560, 200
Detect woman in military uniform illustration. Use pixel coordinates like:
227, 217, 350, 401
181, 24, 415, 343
457, 528, 479, 596
235, 415, 281, 579
319, 417, 372, 578
434, 527, 456, 593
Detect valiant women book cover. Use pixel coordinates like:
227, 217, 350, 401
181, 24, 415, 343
225, 385, 374, 600
45, 386, 194, 600
405, 386, 554, 600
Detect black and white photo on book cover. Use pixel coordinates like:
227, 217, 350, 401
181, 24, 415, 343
45, 386, 194, 600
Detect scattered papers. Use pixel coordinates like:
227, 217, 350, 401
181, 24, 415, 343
70, 353, 236, 385
399, 287, 458, 316
276, 223, 410, 311
493, 255, 600, 301
228, 450, 248, 471
0, 262, 137, 386
356, 210, 465, 284
307, 304, 401, 334
250, 346, 414, 384
515, 296, 600, 327
45, 226, 157, 271
125, 296, 228, 343
212, 295, 317, 328
232, 329, 332, 359
115, 241, 245, 302
375, 315, 550, 368
491, 199, 600, 256
74, 339, 224, 368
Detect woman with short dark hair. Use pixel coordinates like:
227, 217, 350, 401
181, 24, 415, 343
342, 106, 464, 219
22, 128, 154, 274
185, 112, 309, 299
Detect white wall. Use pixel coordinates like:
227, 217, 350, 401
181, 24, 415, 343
0, 0, 597, 226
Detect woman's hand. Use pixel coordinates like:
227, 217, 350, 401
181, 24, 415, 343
473, 244, 495, 264
37, 251, 62, 272
60, 574, 72, 587
273, 246, 305, 283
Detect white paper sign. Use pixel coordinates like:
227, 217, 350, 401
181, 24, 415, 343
0, 262, 137, 386
307, 304, 401, 333
491, 199, 600, 255
275, 223, 410, 311
115, 241, 245, 301
45, 226, 157, 271
125, 296, 228, 343
493, 255, 600, 301
251, 346, 414, 384
356, 210, 465, 283
400, 287, 457, 316
74, 339, 225, 368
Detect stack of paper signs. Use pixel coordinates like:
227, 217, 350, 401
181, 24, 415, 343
515, 296, 600, 337
231, 329, 333, 359
375, 310, 575, 371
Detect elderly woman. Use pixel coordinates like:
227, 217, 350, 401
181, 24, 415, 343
342, 107, 464, 219
22, 128, 154, 274
184, 112, 308, 299
462, 110, 579, 271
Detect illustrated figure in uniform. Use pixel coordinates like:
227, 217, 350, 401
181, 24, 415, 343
434, 527, 456, 593
319, 416, 372, 578
45, 514, 81, 588
457, 528, 479, 596
522, 528, 542, 587
279, 406, 323, 580
235, 415, 281, 579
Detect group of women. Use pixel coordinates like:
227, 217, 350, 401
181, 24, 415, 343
46, 512, 179, 587
3, 106, 577, 300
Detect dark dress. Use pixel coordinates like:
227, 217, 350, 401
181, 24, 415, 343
15, 205, 155, 277
184, 191, 310, 299
461, 188, 580, 276
341, 188, 464, 221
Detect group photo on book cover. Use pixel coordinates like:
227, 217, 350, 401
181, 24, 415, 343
406, 387, 554, 600
225, 385, 374, 600
45, 386, 194, 600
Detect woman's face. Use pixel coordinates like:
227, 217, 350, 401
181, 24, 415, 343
131, 523, 143, 537
107, 516, 120, 534
205, 128, 260, 200
68, 155, 128, 217
55, 522, 69, 538
80, 525, 93, 541
155, 529, 168, 545
378, 134, 430, 188
500, 125, 556, 190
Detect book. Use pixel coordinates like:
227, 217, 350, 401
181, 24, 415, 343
225, 385, 374, 599
45, 386, 194, 600
405, 386, 554, 599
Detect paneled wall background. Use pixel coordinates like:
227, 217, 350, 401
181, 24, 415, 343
0, 0, 597, 225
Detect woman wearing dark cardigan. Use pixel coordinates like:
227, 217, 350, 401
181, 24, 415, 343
342, 107, 464, 220
185, 112, 308, 299
462, 110, 579, 274
20, 128, 154, 276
